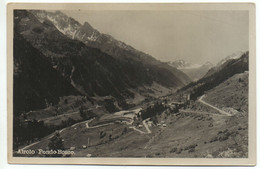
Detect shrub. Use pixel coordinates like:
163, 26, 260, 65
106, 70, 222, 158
188, 148, 195, 153
170, 147, 177, 153
176, 148, 183, 154
99, 131, 106, 139
79, 106, 96, 120
155, 152, 161, 156
219, 135, 229, 142
210, 137, 218, 143
184, 144, 197, 151
47, 132, 65, 157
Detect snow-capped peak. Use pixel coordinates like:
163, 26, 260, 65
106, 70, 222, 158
216, 51, 245, 67
202, 61, 214, 68
168, 59, 213, 69
168, 59, 191, 69
30, 10, 81, 39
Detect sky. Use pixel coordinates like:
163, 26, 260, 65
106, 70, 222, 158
63, 10, 249, 65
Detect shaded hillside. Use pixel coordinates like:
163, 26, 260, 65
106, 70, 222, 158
13, 33, 79, 116
14, 10, 191, 113
29, 10, 191, 85
14, 10, 190, 91
180, 51, 249, 100
204, 51, 246, 78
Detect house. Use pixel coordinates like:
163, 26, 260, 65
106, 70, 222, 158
138, 124, 143, 128
147, 121, 153, 127
70, 147, 76, 150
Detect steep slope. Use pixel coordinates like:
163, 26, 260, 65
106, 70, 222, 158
29, 10, 191, 85
180, 51, 249, 100
216, 51, 245, 67
203, 72, 248, 113
204, 51, 246, 78
13, 33, 79, 116
14, 10, 190, 114
14, 10, 133, 108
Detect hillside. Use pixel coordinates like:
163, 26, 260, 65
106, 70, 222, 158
14, 10, 191, 115
29, 10, 191, 85
15, 60, 249, 157
180, 51, 249, 100
12, 9, 250, 159
17, 104, 248, 158
13, 33, 79, 115
204, 51, 247, 78
203, 72, 248, 113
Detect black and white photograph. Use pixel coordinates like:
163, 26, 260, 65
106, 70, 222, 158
7, 3, 256, 165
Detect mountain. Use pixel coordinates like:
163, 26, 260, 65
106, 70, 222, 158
14, 10, 191, 114
168, 59, 191, 69
216, 51, 245, 67
180, 51, 249, 100
29, 10, 191, 85
203, 71, 248, 113
204, 51, 247, 78
13, 33, 79, 115
168, 60, 213, 81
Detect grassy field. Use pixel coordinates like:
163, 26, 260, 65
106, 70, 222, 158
204, 72, 248, 112
18, 105, 247, 158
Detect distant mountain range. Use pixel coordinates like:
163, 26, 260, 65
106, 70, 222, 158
180, 51, 249, 100
168, 51, 246, 82
13, 10, 191, 115
168, 60, 213, 81
216, 51, 245, 67
205, 51, 246, 78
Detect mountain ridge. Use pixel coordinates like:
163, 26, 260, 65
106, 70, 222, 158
29, 10, 191, 85
14, 10, 191, 114
179, 51, 249, 100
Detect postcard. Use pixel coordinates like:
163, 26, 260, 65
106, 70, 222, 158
7, 3, 256, 165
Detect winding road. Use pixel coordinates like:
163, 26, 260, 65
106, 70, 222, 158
21, 107, 147, 151
86, 122, 114, 129
129, 126, 146, 134
21, 118, 95, 150
198, 95, 232, 116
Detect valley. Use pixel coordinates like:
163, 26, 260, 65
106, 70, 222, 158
16, 70, 248, 158
12, 9, 249, 159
